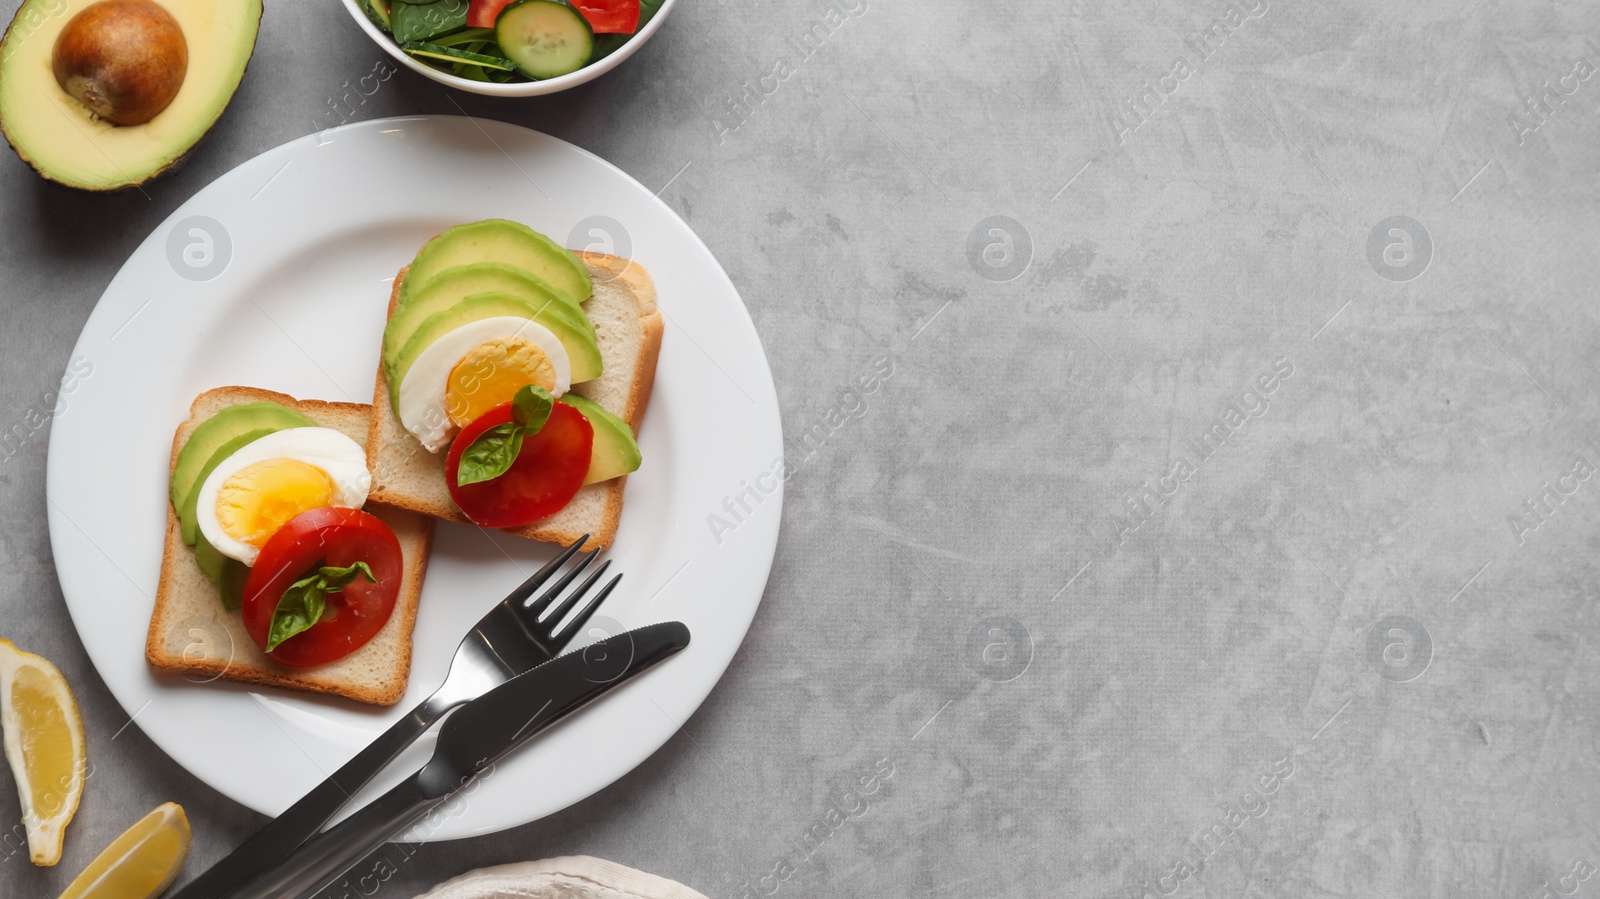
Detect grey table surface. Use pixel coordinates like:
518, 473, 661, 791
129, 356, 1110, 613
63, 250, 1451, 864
3, 0, 1599, 896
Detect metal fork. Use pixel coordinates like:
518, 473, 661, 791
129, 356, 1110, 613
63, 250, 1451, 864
173, 535, 620, 899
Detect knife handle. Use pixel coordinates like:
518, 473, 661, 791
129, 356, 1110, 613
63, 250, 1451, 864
219, 771, 443, 899
173, 698, 447, 899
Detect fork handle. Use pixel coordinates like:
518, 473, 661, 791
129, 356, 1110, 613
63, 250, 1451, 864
171, 693, 453, 899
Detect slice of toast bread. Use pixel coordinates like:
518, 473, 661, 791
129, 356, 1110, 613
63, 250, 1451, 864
365, 253, 663, 549
145, 387, 435, 706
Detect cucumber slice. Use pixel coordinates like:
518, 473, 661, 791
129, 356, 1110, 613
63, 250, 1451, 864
495, 0, 593, 80
405, 41, 518, 70
391, 0, 469, 43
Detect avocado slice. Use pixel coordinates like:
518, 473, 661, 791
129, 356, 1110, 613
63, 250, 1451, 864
0, 0, 263, 191
170, 404, 316, 544
384, 262, 591, 374
560, 394, 641, 485
390, 292, 604, 408
192, 533, 227, 584
405, 220, 592, 306
193, 512, 249, 609
218, 558, 249, 611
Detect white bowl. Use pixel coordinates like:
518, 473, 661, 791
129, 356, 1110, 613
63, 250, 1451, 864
337, 0, 676, 97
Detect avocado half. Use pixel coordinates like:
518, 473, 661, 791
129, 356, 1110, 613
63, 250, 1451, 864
0, 0, 263, 191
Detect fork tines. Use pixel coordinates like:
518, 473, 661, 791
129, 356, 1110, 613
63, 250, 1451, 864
507, 535, 624, 649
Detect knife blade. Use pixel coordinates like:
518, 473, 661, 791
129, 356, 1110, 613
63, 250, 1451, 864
198, 620, 690, 899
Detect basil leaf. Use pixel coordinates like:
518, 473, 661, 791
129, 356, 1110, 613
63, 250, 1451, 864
267, 574, 325, 652
320, 561, 377, 592
512, 385, 554, 434
452, 386, 554, 487
266, 562, 376, 652
455, 422, 524, 487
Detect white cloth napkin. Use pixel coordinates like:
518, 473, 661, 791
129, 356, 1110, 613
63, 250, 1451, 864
413, 856, 709, 899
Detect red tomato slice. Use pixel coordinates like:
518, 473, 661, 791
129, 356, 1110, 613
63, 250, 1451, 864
569, 0, 640, 34
467, 0, 520, 28
446, 401, 594, 528
241, 507, 404, 668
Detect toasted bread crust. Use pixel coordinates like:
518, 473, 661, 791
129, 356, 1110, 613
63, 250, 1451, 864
365, 254, 661, 549
578, 252, 663, 435
145, 387, 435, 706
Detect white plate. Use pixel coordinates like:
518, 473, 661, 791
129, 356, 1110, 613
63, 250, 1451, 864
45, 116, 783, 840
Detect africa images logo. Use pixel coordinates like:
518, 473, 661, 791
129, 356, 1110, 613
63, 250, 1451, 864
1365, 216, 1432, 283
166, 215, 232, 282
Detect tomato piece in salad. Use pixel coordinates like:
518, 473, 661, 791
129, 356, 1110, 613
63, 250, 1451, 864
466, 0, 520, 28
241, 507, 404, 668
446, 400, 593, 528
568, 0, 640, 34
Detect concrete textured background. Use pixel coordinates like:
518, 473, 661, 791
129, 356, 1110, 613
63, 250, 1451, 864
3, 0, 1600, 896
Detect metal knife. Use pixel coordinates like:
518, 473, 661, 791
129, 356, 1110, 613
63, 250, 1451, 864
194, 621, 690, 899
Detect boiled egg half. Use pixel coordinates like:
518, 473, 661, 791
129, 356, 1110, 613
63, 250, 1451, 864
195, 428, 372, 566
397, 316, 572, 453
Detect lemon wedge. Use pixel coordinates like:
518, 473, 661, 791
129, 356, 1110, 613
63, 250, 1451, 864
59, 802, 190, 899
0, 638, 86, 866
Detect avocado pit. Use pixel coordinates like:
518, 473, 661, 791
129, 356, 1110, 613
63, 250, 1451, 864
51, 0, 187, 126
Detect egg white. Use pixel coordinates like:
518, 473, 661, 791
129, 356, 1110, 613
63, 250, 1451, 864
396, 316, 572, 453
195, 427, 372, 566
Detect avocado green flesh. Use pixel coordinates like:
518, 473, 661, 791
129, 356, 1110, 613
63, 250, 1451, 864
405, 219, 592, 306
390, 292, 605, 405
0, 0, 263, 191
218, 560, 249, 612
171, 403, 317, 545
560, 393, 641, 485
384, 262, 591, 374
194, 533, 248, 610
193, 534, 228, 584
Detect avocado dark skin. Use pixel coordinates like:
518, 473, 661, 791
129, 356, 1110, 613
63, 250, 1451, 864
51, 0, 187, 126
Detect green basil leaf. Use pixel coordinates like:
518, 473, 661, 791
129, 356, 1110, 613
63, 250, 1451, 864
452, 386, 553, 488
319, 561, 376, 592
267, 573, 325, 652
512, 385, 554, 434
266, 562, 375, 651
455, 422, 525, 487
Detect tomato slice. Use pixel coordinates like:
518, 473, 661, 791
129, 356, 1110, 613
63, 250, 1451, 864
241, 507, 404, 668
446, 401, 593, 528
569, 0, 640, 33
466, 0, 520, 28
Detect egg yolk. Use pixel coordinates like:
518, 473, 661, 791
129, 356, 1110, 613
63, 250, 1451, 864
444, 337, 558, 426
215, 458, 336, 548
